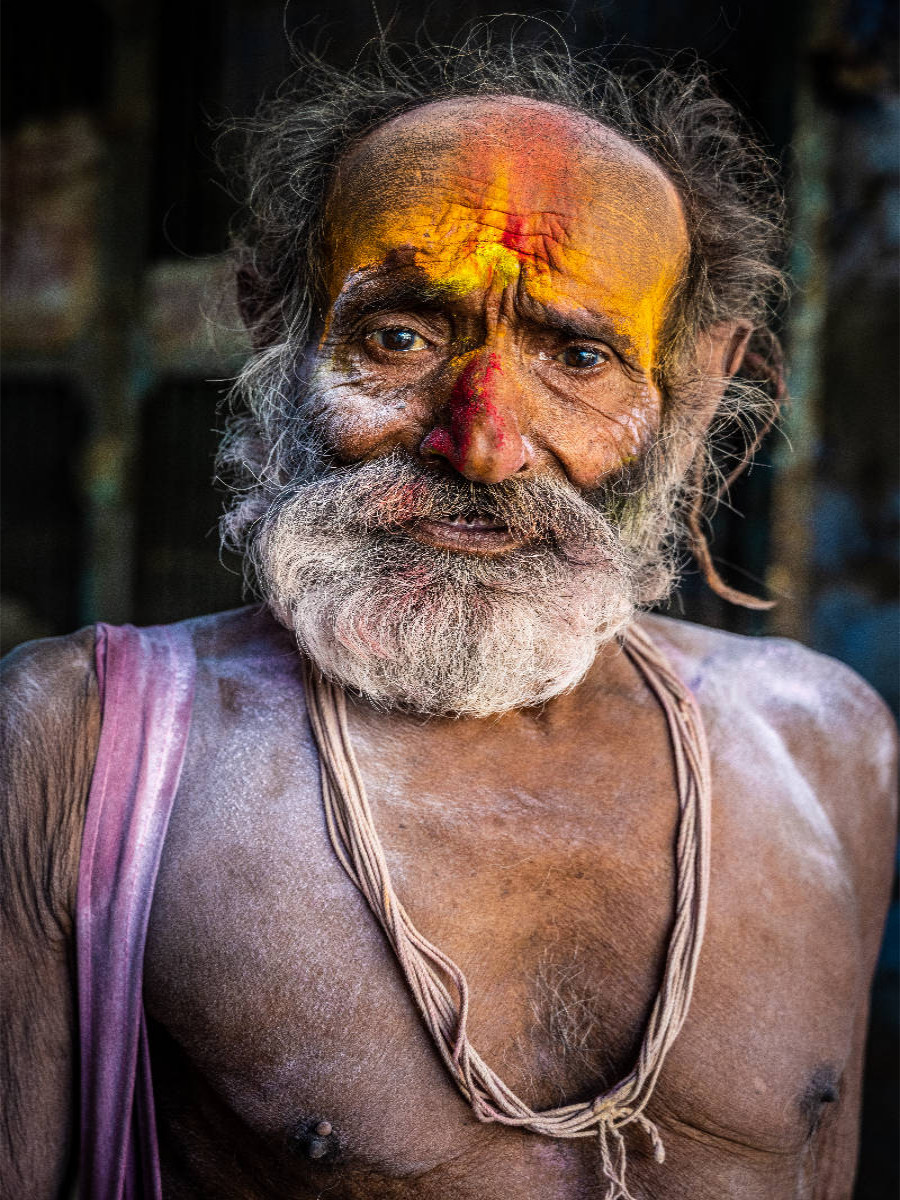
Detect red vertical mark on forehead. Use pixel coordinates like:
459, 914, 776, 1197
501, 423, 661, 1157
499, 213, 530, 256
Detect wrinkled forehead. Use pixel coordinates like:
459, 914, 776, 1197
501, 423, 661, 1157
325, 97, 689, 362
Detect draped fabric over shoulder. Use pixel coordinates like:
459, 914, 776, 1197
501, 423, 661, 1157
76, 623, 196, 1200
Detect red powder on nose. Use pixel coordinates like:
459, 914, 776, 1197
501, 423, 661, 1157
421, 427, 455, 460
449, 352, 506, 455
420, 352, 513, 473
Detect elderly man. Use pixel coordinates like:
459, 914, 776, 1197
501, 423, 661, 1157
2, 42, 896, 1200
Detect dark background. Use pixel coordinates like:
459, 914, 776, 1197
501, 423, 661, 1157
2, 0, 897, 1193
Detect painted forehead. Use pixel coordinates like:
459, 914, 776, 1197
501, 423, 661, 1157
326, 97, 689, 362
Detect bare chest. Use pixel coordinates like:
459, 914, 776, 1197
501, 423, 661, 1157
142, 666, 859, 1198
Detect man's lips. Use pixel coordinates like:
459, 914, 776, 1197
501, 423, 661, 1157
404, 515, 527, 554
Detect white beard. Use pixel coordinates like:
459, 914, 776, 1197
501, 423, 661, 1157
254, 453, 677, 717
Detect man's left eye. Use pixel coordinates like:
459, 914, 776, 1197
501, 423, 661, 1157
368, 328, 428, 352
557, 346, 608, 370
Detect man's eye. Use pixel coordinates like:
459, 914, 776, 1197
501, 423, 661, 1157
368, 328, 428, 353
557, 345, 608, 370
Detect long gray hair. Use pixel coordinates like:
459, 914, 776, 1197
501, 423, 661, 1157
217, 27, 787, 605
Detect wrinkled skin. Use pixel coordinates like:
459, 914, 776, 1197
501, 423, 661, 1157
1, 99, 897, 1200
312, 98, 700, 501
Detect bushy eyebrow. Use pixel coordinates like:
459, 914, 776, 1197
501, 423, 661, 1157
331, 274, 452, 325
514, 293, 640, 362
331, 268, 641, 363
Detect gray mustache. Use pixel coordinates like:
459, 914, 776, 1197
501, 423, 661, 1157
288, 451, 621, 550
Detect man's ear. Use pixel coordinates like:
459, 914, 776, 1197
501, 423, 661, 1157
696, 321, 753, 381
683, 319, 777, 612
687, 320, 753, 431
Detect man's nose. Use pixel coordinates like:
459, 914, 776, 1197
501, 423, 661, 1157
419, 351, 532, 484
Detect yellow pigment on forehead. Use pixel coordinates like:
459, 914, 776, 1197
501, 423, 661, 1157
328, 131, 686, 370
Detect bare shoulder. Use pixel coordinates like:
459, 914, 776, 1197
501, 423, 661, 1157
639, 613, 897, 774
178, 603, 298, 676
639, 614, 897, 942
1, 625, 100, 758
2, 623, 97, 705
1, 625, 100, 774
1, 627, 101, 933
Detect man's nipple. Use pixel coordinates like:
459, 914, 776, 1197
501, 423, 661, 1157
288, 1116, 339, 1162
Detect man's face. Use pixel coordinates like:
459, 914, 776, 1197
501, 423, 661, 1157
315, 97, 688, 508
254, 99, 693, 716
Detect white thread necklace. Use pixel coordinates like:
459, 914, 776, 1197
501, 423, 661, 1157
302, 621, 711, 1199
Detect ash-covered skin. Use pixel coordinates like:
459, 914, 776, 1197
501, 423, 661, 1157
5, 607, 895, 1200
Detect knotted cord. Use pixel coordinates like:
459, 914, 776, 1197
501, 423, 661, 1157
302, 621, 712, 1199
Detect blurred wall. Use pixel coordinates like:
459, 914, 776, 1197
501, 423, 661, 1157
1, 1, 897, 1194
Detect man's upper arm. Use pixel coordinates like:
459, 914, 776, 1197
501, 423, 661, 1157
1, 630, 100, 1199
809, 652, 898, 955
788, 649, 898, 1198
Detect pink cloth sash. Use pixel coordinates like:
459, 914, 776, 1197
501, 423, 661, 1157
76, 622, 196, 1199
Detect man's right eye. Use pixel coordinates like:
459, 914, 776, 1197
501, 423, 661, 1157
367, 328, 428, 352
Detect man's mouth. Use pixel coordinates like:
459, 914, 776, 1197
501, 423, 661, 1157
405, 514, 526, 554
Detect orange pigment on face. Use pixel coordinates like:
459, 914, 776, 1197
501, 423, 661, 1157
327, 101, 688, 373
314, 100, 692, 483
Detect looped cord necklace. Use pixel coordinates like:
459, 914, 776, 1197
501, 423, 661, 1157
302, 622, 712, 1200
